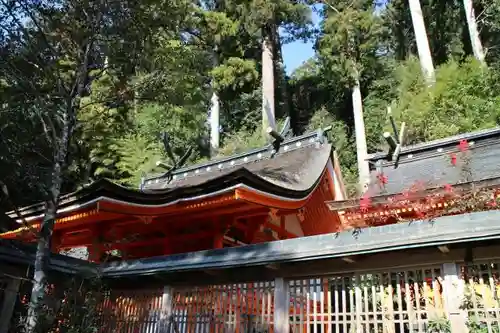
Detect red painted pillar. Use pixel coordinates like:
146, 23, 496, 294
50, 232, 61, 254
213, 233, 224, 249
88, 245, 102, 263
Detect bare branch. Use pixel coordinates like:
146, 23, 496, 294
320, 0, 340, 14
10, 0, 70, 94
0, 181, 38, 238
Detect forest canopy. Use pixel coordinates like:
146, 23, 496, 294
1, 0, 500, 208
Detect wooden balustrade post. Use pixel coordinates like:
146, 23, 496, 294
274, 277, 290, 333
354, 275, 363, 333
0, 277, 21, 333
159, 286, 173, 333
441, 263, 467, 333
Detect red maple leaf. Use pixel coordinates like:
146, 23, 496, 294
450, 152, 457, 166
458, 139, 469, 152
377, 172, 388, 185
359, 194, 372, 212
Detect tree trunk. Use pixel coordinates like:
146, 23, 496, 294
26, 183, 61, 331
210, 91, 220, 155
210, 51, 220, 156
26, 138, 67, 332
408, 0, 435, 84
271, 23, 290, 122
352, 74, 370, 193
26, 78, 81, 333
262, 30, 276, 136
463, 0, 485, 64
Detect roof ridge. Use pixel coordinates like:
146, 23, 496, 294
369, 126, 500, 161
143, 128, 330, 187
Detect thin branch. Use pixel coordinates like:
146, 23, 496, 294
13, 0, 69, 94
0, 1, 58, 82
0, 181, 38, 238
0, 271, 34, 282
35, 112, 56, 145
87, 65, 109, 82
320, 0, 340, 14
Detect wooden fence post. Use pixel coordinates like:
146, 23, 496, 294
354, 275, 363, 333
159, 286, 173, 333
0, 277, 21, 333
274, 277, 290, 333
441, 263, 467, 333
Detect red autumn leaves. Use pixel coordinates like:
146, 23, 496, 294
358, 139, 471, 215
450, 139, 469, 166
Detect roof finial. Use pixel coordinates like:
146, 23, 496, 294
155, 132, 193, 181
267, 117, 292, 157
383, 106, 406, 168
139, 172, 146, 191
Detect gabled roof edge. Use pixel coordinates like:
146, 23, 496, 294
368, 127, 500, 162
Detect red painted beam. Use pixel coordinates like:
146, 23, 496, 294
264, 221, 298, 239
60, 229, 219, 250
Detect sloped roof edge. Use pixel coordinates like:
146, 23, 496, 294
8, 144, 333, 221
368, 127, 500, 162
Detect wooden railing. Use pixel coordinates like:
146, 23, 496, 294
90, 261, 500, 333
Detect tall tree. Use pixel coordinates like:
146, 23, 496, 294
319, 0, 384, 193
408, 0, 435, 83
0, 0, 192, 329
463, 0, 486, 64
192, 1, 240, 155
223, 0, 313, 135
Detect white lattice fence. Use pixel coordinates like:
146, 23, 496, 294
289, 266, 445, 333
96, 261, 500, 333
99, 288, 164, 333
461, 260, 500, 333
170, 281, 275, 333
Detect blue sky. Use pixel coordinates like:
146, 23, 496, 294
282, 6, 322, 74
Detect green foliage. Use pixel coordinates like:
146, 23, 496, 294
318, 0, 385, 84
467, 315, 500, 333
4, 0, 500, 209
307, 107, 358, 196
16, 278, 103, 333
426, 317, 451, 333
210, 58, 259, 91
217, 118, 288, 156
364, 57, 500, 147
114, 135, 164, 187
217, 127, 267, 156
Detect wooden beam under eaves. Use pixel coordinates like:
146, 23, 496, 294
204, 269, 221, 276
342, 257, 356, 264
438, 245, 450, 254
266, 263, 280, 270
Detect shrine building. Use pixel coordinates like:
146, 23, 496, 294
0, 127, 346, 262
327, 127, 500, 229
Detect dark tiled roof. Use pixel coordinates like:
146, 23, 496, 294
143, 130, 331, 192
9, 130, 334, 220
368, 127, 500, 195
0, 239, 96, 274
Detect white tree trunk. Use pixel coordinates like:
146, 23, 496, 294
408, 0, 435, 84
463, 0, 486, 64
210, 49, 220, 156
210, 91, 220, 154
262, 35, 276, 135
352, 76, 370, 193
